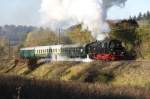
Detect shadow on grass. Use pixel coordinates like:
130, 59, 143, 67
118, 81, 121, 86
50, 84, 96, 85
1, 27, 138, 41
4, 65, 16, 73
0, 75, 149, 99
28, 61, 47, 71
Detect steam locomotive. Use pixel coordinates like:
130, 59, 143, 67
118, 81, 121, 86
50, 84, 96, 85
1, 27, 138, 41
85, 39, 127, 60
19, 39, 129, 67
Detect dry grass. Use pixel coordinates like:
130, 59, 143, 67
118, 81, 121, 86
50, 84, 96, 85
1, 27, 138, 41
112, 61, 150, 87
0, 60, 150, 88
0, 75, 149, 99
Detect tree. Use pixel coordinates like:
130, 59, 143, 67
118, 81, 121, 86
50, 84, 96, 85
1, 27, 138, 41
0, 36, 9, 56
137, 12, 142, 20
137, 25, 150, 59
67, 24, 93, 44
24, 29, 58, 47
111, 19, 139, 50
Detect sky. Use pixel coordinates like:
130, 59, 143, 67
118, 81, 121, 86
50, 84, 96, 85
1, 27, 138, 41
0, 0, 149, 26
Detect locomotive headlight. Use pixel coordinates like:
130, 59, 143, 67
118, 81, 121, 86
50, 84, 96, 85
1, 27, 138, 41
113, 52, 116, 55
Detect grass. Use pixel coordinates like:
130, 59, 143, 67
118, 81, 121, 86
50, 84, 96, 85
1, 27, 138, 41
61, 63, 91, 81
112, 61, 150, 87
0, 60, 150, 88
0, 75, 149, 99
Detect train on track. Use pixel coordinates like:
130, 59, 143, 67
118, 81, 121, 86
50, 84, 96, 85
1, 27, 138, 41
19, 39, 133, 68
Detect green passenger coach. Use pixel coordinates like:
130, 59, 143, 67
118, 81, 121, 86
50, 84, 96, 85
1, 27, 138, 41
20, 48, 35, 58
19, 44, 87, 69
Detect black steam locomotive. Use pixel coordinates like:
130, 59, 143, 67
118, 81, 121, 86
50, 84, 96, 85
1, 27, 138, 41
85, 39, 128, 60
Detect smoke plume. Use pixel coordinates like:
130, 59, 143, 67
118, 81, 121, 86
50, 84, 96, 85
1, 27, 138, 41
40, 0, 127, 40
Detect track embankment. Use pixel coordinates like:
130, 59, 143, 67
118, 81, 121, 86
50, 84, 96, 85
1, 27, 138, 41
0, 60, 150, 87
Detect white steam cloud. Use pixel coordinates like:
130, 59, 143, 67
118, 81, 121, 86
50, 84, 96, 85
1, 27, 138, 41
40, 0, 127, 40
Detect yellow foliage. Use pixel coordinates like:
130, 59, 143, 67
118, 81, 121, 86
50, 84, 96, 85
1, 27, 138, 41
24, 29, 58, 47
67, 24, 93, 44
0, 37, 8, 48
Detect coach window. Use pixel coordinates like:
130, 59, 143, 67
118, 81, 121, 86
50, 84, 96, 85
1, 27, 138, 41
61, 48, 64, 53
66, 48, 68, 54
64, 48, 66, 52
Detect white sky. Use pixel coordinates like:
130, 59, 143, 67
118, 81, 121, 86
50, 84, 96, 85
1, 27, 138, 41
0, 0, 149, 26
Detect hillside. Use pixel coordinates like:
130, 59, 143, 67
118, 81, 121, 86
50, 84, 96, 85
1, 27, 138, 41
0, 60, 150, 88
0, 25, 36, 45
